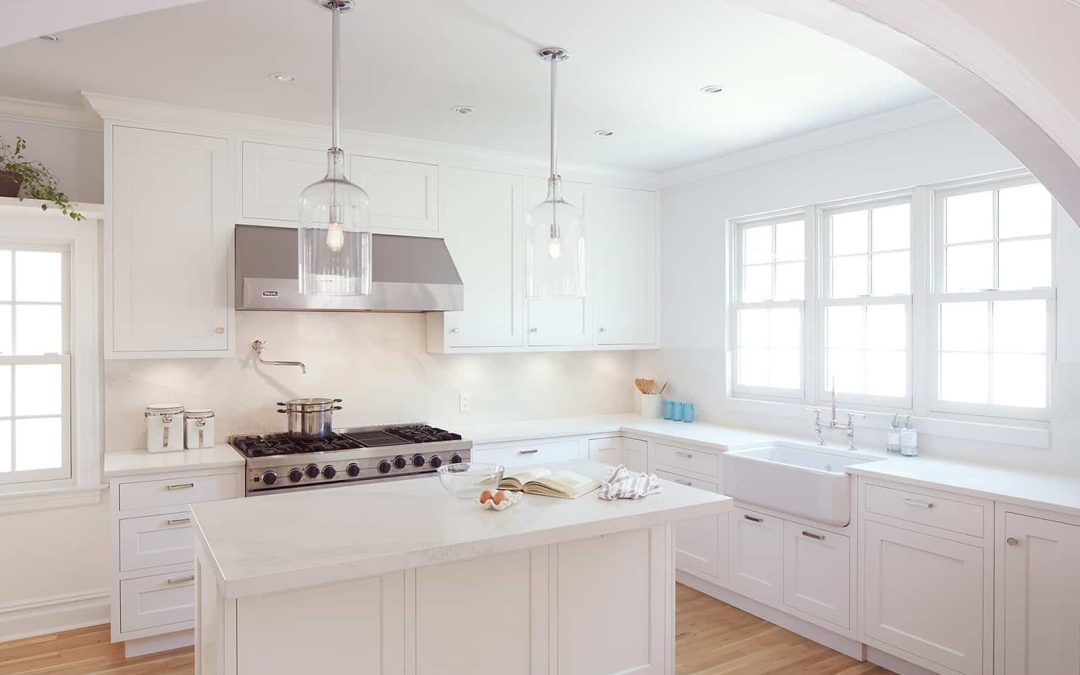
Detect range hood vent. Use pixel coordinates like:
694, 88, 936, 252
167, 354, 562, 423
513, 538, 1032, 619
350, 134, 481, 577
235, 224, 463, 312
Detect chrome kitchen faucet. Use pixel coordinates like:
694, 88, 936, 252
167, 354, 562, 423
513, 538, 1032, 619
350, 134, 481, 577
806, 382, 864, 451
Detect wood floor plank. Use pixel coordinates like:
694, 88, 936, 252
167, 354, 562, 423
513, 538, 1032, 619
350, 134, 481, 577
0, 584, 890, 674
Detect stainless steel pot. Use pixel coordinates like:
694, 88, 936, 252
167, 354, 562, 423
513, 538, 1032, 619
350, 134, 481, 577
276, 398, 342, 439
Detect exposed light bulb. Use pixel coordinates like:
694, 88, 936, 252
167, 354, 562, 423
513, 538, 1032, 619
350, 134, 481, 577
548, 235, 562, 260
326, 222, 346, 252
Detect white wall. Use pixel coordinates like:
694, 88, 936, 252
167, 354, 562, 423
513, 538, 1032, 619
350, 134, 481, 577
0, 118, 103, 204
639, 112, 1080, 473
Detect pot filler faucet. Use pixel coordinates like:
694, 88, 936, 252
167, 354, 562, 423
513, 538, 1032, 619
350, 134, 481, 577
806, 380, 864, 451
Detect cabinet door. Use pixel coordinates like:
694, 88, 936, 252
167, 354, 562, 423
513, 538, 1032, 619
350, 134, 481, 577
525, 177, 592, 346
656, 471, 720, 581
623, 438, 648, 473
352, 155, 438, 234
110, 126, 231, 355
442, 168, 523, 348
863, 520, 985, 674
593, 186, 657, 346
241, 141, 324, 222
729, 508, 783, 605
783, 522, 850, 630
1001, 513, 1080, 674
588, 437, 621, 466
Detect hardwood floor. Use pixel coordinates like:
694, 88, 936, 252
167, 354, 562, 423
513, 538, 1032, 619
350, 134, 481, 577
0, 584, 891, 674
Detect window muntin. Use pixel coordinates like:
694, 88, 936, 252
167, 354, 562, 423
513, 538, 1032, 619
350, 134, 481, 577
0, 247, 70, 484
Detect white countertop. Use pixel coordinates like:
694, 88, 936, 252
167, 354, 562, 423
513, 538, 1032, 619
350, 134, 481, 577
191, 460, 731, 599
104, 445, 244, 478
848, 456, 1080, 517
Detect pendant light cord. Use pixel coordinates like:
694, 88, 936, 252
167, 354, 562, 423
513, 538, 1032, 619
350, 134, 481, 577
549, 55, 557, 180
331, 4, 341, 150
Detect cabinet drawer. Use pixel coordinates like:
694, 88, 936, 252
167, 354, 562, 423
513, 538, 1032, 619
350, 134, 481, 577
729, 507, 784, 607
864, 483, 984, 538
652, 443, 718, 478
119, 512, 195, 571
120, 569, 195, 634
118, 473, 238, 512
654, 469, 717, 493
588, 438, 621, 467
472, 439, 582, 468
783, 521, 850, 630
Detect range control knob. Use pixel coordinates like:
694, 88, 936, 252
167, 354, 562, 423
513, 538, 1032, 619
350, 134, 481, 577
262, 470, 278, 485
288, 468, 303, 483
346, 463, 361, 478
412, 454, 425, 468
429, 456, 443, 469
450, 454, 463, 464
393, 455, 407, 470
378, 460, 392, 474
322, 465, 337, 479
305, 464, 320, 479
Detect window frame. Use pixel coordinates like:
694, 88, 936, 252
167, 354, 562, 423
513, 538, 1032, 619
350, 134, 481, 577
929, 174, 1055, 421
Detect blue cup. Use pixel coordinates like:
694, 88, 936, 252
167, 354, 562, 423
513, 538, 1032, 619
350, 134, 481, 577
662, 400, 674, 420
671, 400, 684, 422
682, 402, 695, 423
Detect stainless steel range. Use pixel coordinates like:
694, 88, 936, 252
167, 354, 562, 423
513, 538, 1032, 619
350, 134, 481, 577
230, 423, 472, 495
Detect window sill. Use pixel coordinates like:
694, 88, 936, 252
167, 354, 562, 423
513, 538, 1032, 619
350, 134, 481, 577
0, 484, 107, 514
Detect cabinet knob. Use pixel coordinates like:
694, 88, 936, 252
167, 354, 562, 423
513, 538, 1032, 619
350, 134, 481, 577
1006, 537, 1020, 546
529, 327, 538, 333
450, 327, 460, 334
214, 327, 225, 334
598, 327, 606, 333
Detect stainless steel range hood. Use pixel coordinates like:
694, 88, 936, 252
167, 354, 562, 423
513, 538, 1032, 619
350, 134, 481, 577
235, 224, 463, 312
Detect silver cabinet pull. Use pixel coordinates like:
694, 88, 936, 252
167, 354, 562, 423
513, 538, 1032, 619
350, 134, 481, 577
674, 479, 691, 486
166, 517, 191, 526
166, 483, 195, 491
675, 451, 693, 459
518, 449, 539, 455
902, 497, 934, 509
167, 575, 195, 585
743, 514, 764, 523
1006, 537, 1020, 546
802, 530, 825, 541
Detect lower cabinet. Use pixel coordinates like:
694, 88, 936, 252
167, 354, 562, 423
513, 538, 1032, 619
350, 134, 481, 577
588, 437, 622, 466
623, 438, 648, 473
472, 437, 585, 468
656, 470, 723, 581
119, 570, 197, 634
999, 510, 1080, 674
783, 521, 850, 630
728, 508, 784, 607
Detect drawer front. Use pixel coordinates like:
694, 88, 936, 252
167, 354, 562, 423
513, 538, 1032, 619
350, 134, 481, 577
783, 521, 850, 630
118, 473, 238, 512
120, 569, 196, 633
729, 507, 784, 607
472, 439, 582, 468
865, 483, 984, 538
119, 512, 195, 571
653, 443, 718, 478
588, 438, 621, 467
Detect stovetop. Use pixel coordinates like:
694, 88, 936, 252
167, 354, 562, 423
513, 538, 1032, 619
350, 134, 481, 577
230, 424, 463, 458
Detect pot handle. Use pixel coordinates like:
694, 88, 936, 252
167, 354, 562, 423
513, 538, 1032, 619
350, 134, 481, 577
275, 402, 287, 406
276, 409, 287, 414
333, 399, 343, 403
333, 406, 343, 411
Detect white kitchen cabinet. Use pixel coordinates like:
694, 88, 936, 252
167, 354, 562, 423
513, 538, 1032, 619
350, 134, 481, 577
588, 437, 621, 466
783, 521, 850, 630
999, 510, 1080, 674
108, 126, 232, 357
240, 141, 324, 222
656, 470, 722, 581
593, 186, 658, 347
471, 437, 585, 468
430, 167, 524, 349
729, 507, 784, 607
525, 177, 592, 347
862, 520, 986, 674
351, 154, 439, 234
623, 438, 648, 473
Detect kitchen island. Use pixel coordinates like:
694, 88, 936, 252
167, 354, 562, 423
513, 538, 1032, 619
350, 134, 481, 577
191, 460, 730, 675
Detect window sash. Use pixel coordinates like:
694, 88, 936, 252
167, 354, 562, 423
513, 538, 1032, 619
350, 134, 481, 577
818, 296, 913, 408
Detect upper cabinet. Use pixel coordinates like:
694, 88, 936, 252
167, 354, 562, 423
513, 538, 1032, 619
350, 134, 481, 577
593, 186, 659, 346
107, 126, 233, 358
240, 141, 324, 222
351, 155, 439, 234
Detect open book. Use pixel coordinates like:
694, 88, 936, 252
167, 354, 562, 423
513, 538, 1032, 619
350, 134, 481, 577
499, 467, 600, 499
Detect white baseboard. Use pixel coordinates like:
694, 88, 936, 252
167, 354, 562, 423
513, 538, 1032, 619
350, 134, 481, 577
0, 589, 110, 643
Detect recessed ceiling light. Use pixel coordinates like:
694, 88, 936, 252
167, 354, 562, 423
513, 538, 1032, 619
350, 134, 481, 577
594, 129, 615, 137
268, 72, 296, 83
451, 105, 476, 116
37, 34, 61, 42
700, 85, 724, 94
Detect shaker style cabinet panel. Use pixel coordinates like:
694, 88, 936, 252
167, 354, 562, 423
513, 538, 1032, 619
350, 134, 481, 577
240, 141, 324, 222
109, 126, 232, 356
1000, 512, 1080, 674
782, 521, 850, 630
655, 470, 721, 581
728, 508, 784, 607
439, 167, 524, 348
525, 177, 592, 346
351, 155, 439, 234
593, 186, 658, 346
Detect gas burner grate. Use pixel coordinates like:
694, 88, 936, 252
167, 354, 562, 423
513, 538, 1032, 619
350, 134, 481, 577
230, 432, 364, 458
384, 425, 462, 443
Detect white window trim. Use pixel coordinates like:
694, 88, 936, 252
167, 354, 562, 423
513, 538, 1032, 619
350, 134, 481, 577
0, 199, 104, 513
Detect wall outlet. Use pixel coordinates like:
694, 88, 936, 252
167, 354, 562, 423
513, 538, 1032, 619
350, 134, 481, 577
459, 392, 472, 412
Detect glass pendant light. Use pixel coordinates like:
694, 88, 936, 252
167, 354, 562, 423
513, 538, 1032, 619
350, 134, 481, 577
527, 47, 584, 298
299, 0, 372, 296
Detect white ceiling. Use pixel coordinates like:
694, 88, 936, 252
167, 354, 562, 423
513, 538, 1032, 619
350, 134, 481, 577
0, 0, 934, 171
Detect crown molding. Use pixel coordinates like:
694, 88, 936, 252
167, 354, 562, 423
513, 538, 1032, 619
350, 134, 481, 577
661, 97, 961, 188
0, 96, 101, 132
82, 92, 660, 188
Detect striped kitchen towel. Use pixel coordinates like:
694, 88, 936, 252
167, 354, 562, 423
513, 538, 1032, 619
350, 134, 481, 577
598, 464, 661, 500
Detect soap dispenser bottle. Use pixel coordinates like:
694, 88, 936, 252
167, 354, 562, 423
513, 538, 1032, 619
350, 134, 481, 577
900, 416, 919, 457
886, 414, 902, 454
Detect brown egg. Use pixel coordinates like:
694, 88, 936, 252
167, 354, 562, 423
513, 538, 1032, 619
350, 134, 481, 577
492, 490, 507, 505
479, 490, 494, 504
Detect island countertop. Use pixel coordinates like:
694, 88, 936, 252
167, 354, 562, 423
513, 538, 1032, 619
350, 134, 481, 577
191, 460, 730, 599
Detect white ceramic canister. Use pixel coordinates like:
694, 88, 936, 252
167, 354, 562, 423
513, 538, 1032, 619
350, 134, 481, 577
184, 409, 215, 449
145, 404, 185, 453
638, 393, 663, 418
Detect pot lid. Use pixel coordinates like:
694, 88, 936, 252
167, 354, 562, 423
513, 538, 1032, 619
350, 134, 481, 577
277, 398, 342, 411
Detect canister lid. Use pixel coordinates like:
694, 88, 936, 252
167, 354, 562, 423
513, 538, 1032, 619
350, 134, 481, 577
145, 404, 184, 416
184, 409, 215, 419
